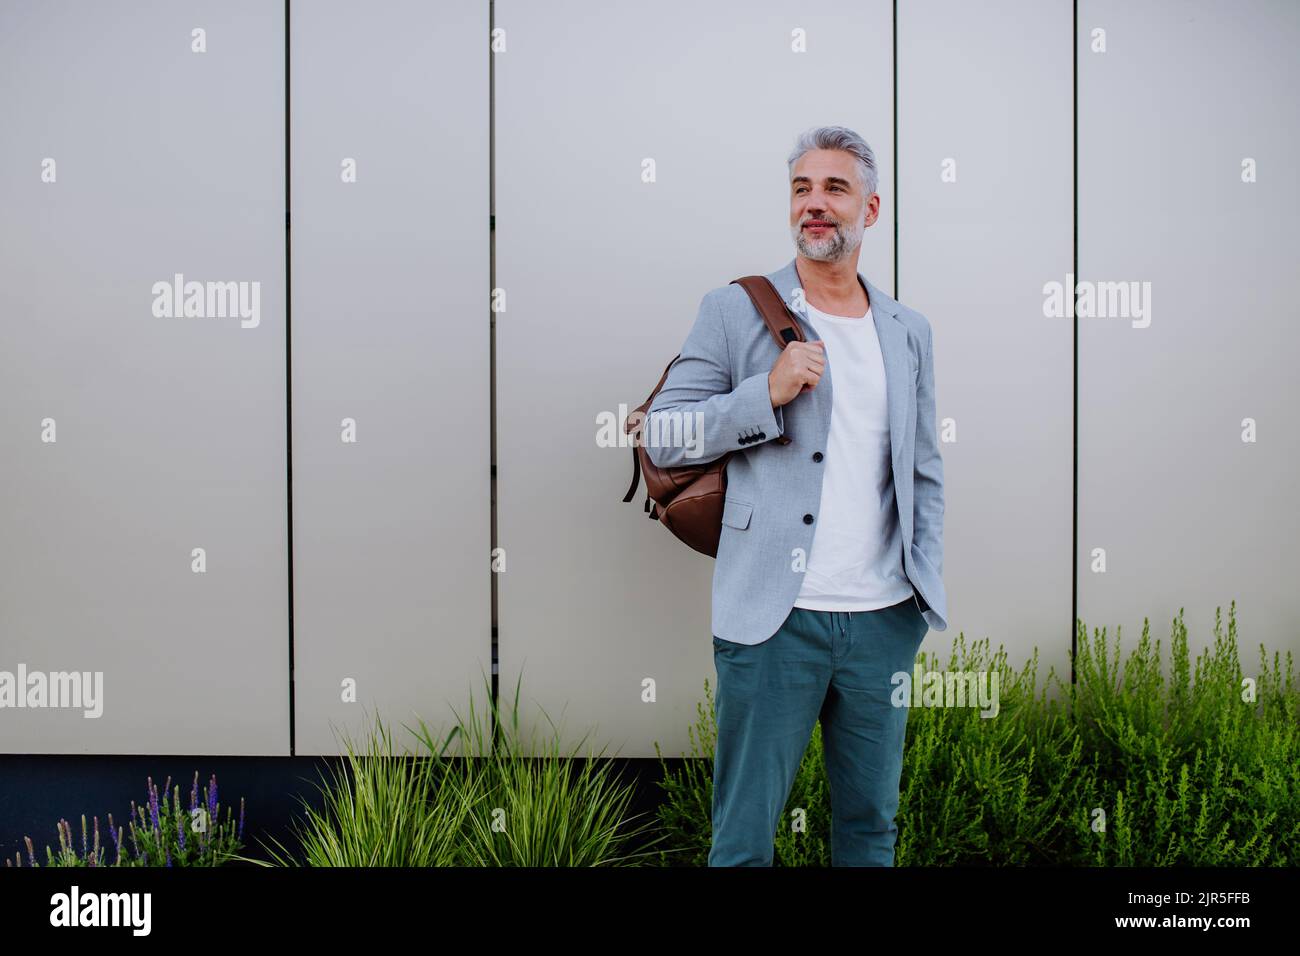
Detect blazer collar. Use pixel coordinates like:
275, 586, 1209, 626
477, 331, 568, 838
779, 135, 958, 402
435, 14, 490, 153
766, 255, 901, 328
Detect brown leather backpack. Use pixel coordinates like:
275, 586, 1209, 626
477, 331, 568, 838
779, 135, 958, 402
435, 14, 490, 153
622, 276, 807, 557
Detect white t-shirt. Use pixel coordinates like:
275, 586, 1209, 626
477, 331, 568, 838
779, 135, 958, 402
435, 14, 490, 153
792, 300, 914, 611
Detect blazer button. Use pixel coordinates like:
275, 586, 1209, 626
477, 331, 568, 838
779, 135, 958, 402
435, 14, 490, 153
812, 451, 823, 462
803, 514, 814, 524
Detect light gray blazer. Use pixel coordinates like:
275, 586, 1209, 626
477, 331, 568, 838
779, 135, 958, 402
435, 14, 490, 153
646, 256, 947, 645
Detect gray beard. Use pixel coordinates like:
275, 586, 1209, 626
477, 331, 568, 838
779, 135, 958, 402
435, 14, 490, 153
792, 222, 862, 262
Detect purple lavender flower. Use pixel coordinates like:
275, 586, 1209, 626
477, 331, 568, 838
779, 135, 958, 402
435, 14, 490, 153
24, 836, 35, 868
109, 816, 122, 866
190, 771, 199, 812
81, 814, 88, 859
177, 804, 186, 853
237, 797, 245, 842
199, 776, 217, 855
147, 778, 160, 834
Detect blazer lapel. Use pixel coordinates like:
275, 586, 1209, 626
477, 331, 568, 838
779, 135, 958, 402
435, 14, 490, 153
861, 276, 910, 476
768, 258, 910, 475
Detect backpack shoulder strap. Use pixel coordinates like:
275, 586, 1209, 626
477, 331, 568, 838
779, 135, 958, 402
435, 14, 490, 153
622, 353, 680, 503
729, 276, 799, 446
730, 275, 807, 349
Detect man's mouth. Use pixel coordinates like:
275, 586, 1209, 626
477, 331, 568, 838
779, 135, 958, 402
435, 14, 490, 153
803, 221, 834, 232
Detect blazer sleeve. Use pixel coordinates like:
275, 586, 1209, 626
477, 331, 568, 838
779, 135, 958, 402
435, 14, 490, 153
912, 321, 944, 576
644, 290, 785, 469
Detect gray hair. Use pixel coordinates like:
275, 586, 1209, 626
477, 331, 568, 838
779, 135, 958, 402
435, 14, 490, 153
787, 126, 878, 197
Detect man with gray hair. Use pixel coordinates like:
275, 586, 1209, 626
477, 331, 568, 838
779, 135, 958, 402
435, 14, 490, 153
647, 125, 948, 866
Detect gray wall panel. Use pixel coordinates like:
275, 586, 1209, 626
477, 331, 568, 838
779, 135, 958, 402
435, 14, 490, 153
1078, 0, 1300, 655
898, 0, 1074, 678
496, 0, 893, 757
0, 1, 288, 754
6, 0, 1293, 761
290, 0, 491, 755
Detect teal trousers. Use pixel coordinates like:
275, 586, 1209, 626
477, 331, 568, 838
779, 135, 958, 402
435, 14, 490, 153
709, 597, 929, 866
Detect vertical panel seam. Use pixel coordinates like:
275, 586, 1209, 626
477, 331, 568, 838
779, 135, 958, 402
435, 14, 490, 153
489, 0, 499, 749
285, 0, 297, 754
1071, 0, 1079, 685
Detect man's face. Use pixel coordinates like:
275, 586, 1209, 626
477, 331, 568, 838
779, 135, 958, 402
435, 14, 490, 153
789, 148, 877, 262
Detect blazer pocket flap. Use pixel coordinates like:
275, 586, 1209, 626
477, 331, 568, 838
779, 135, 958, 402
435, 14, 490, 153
721, 498, 753, 530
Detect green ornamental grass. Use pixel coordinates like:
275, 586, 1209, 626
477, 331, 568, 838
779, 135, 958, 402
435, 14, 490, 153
253, 671, 665, 867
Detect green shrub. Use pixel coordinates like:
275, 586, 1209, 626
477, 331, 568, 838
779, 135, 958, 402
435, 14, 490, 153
654, 601, 1300, 866
1072, 603, 1300, 865
897, 636, 1090, 865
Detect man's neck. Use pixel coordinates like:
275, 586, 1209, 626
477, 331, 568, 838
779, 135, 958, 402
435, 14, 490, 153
795, 254, 870, 317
